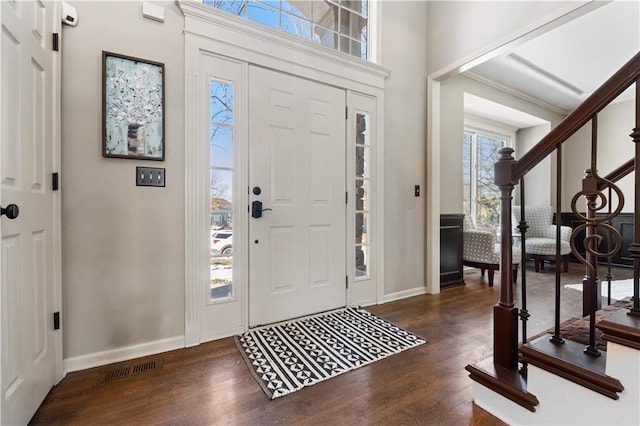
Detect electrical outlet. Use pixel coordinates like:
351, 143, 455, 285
136, 167, 165, 187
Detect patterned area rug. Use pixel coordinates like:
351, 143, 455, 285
527, 299, 633, 351
235, 307, 426, 399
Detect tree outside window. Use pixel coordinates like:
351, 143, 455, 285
463, 130, 506, 229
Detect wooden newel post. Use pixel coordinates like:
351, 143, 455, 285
494, 147, 519, 369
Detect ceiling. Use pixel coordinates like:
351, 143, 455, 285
465, 0, 640, 127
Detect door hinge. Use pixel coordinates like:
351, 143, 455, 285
345, 106, 348, 119
52, 172, 59, 191
53, 33, 59, 51
346, 275, 349, 289
345, 191, 348, 204
53, 312, 60, 330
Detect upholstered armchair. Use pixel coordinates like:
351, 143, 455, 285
512, 205, 572, 272
462, 217, 521, 287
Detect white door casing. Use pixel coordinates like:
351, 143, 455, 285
182, 3, 388, 344
248, 66, 347, 327
1, 1, 61, 424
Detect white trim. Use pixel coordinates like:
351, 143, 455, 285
63, 337, 184, 374
429, 1, 604, 81
380, 286, 427, 304
426, 77, 441, 295
464, 71, 569, 116
51, 0, 64, 385
178, 1, 390, 92
182, 1, 389, 345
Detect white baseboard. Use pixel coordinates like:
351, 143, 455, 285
63, 336, 184, 374
380, 286, 427, 304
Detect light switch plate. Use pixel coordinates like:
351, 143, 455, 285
136, 167, 165, 187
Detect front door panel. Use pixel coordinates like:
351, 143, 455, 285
248, 67, 346, 327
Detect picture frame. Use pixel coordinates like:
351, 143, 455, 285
102, 51, 165, 160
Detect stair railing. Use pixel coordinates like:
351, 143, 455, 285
494, 51, 640, 371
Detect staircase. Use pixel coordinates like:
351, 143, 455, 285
466, 51, 640, 424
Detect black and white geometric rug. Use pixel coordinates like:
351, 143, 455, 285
235, 307, 427, 399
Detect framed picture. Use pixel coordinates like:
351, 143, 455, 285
102, 51, 165, 160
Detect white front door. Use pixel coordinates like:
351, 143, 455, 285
1, 1, 58, 424
248, 66, 346, 327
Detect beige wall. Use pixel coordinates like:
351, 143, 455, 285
516, 124, 552, 207
61, 0, 429, 360
439, 74, 564, 214
62, 1, 185, 358
425, 1, 589, 76
562, 99, 636, 213
380, 1, 427, 295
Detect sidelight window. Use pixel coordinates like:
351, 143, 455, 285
355, 112, 370, 278
210, 80, 235, 302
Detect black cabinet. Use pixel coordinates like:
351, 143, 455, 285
560, 212, 634, 268
440, 214, 465, 287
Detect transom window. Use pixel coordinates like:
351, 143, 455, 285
203, 0, 368, 60
463, 129, 507, 229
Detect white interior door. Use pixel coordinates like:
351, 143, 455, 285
1, 1, 57, 424
248, 66, 346, 327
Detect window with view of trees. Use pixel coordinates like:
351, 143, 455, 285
210, 80, 235, 303
463, 130, 507, 229
203, 0, 368, 60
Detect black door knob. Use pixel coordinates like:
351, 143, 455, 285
0, 204, 19, 219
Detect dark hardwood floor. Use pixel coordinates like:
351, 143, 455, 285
30, 261, 633, 425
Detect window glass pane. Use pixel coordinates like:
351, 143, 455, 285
339, 36, 361, 58
284, 1, 312, 18
205, 0, 247, 16
247, 1, 280, 29
312, 1, 337, 30
475, 135, 504, 228
210, 82, 233, 124
340, 8, 366, 40
313, 25, 337, 49
355, 211, 368, 244
257, 0, 280, 7
342, 0, 367, 17
360, 25, 368, 59
355, 246, 367, 277
355, 146, 369, 178
211, 169, 233, 206
356, 113, 368, 145
355, 179, 368, 211
210, 125, 233, 169
282, 12, 312, 39
210, 167, 234, 302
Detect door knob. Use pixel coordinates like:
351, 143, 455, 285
251, 201, 272, 218
0, 204, 19, 219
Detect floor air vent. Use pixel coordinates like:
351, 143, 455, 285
132, 360, 157, 375
104, 367, 131, 382
101, 358, 162, 384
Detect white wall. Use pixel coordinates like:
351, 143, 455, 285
426, 1, 589, 76
62, 1, 185, 360
562, 99, 636, 213
379, 1, 427, 296
439, 74, 564, 214
516, 124, 552, 207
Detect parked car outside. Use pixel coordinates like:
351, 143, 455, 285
211, 230, 233, 255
